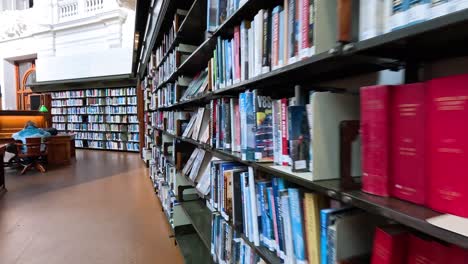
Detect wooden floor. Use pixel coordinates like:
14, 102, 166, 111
0, 150, 184, 264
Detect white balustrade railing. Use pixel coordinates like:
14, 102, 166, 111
57, 0, 115, 22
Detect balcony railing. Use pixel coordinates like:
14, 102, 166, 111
57, 0, 117, 22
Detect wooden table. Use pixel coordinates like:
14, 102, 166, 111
47, 134, 76, 165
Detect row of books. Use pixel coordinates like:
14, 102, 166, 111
75, 140, 139, 151
62, 123, 137, 132
210, 3, 314, 90
106, 115, 138, 123
51, 90, 84, 99
105, 106, 137, 114
151, 9, 187, 68
211, 214, 267, 264
51, 99, 84, 107
206, 0, 248, 33
178, 153, 391, 264
51, 87, 137, 99
361, 0, 468, 41
361, 73, 468, 218
75, 132, 138, 141
155, 44, 197, 87
51, 106, 102, 115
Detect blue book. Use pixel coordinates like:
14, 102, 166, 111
319, 207, 352, 264
253, 89, 274, 162
257, 181, 271, 248
217, 0, 228, 26
217, 37, 223, 86
226, 40, 232, 85
288, 188, 307, 264
239, 92, 247, 160
288, 105, 310, 172
244, 91, 256, 161
266, 186, 276, 251
272, 178, 286, 258
391, 0, 410, 31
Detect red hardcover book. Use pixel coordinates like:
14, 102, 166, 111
272, 9, 280, 68
280, 98, 289, 166
361, 85, 391, 196
300, 0, 310, 54
407, 235, 433, 264
448, 245, 468, 263
428, 74, 468, 217
371, 226, 408, 264
391, 83, 426, 205
233, 26, 241, 82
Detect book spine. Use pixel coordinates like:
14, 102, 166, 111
391, 83, 426, 205
288, 188, 307, 264
240, 93, 247, 159
281, 98, 289, 166
234, 26, 241, 82
428, 74, 468, 217
288, 0, 296, 61
268, 186, 280, 254
407, 0, 430, 26
278, 9, 285, 67
248, 167, 260, 246
299, 0, 310, 59
224, 99, 232, 150
320, 211, 328, 264
272, 7, 280, 69
280, 190, 295, 264
245, 91, 256, 161
273, 178, 286, 259
240, 21, 249, 81
361, 85, 391, 197
390, 0, 409, 31
258, 182, 268, 247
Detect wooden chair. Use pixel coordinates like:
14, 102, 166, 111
15, 137, 48, 175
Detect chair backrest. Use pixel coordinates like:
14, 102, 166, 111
16, 137, 45, 156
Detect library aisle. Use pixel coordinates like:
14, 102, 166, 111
0, 150, 183, 264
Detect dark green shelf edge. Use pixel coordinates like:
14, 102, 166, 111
180, 199, 212, 250
154, 128, 468, 249
175, 230, 214, 264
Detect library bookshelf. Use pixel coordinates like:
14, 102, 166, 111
51, 87, 140, 152
135, 0, 468, 263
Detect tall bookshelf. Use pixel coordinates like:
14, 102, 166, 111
136, 0, 468, 263
51, 87, 140, 152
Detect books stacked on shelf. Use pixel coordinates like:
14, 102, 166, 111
206, 0, 248, 33
211, 214, 267, 264
370, 225, 468, 264
359, 0, 468, 41
50, 87, 140, 152
87, 106, 105, 114
181, 106, 211, 144
156, 83, 178, 107
152, 110, 192, 135
179, 70, 209, 101
86, 89, 106, 97
88, 115, 104, 123
205, 160, 387, 263
153, 9, 188, 67
51, 90, 85, 99
360, 73, 468, 218
51, 98, 84, 107
103, 97, 125, 105
51, 108, 67, 115
210, 3, 316, 90
52, 116, 66, 123
87, 98, 106, 105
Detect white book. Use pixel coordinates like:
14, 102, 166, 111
390, 0, 408, 30
281, 191, 296, 264
407, 0, 430, 25
240, 21, 250, 81
191, 107, 206, 140
182, 148, 200, 175
177, 43, 198, 53
196, 156, 219, 195
248, 27, 255, 79
182, 113, 198, 138
454, 0, 468, 11
430, 0, 451, 18
189, 149, 206, 181
197, 106, 211, 142
248, 167, 260, 246
255, 11, 264, 77
359, 0, 386, 41
199, 124, 211, 144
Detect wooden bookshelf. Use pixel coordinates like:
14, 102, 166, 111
51, 87, 140, 152
136, 1, 468, 263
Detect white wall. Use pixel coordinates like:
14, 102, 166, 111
2, 60, 16, 110
36, 47, 133, 81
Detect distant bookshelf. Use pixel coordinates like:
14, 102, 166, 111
51, 87, 140, 152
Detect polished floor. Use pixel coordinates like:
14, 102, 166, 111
0, 150, 184, 264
